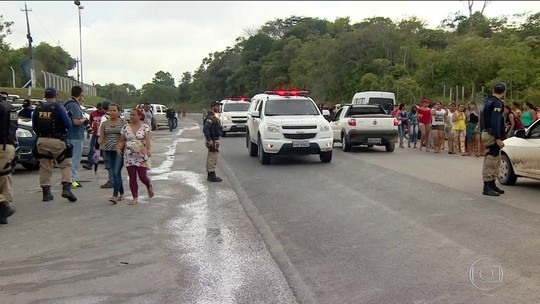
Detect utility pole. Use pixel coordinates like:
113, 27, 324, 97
74, 1, 84, 85
21, 2, 36, 96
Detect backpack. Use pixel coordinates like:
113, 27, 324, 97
0, 100, 18, 149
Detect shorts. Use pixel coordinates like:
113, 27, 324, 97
466, 122, 478, 139
432, 125, 444, 131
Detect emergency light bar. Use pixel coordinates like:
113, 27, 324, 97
225, 96, 248, 101
264, 90, 309, 97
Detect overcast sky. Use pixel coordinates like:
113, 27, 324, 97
2, 1, 539, 89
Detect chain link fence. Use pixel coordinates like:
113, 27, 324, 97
40, 70, 97, 96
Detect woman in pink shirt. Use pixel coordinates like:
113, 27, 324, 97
416, 98, 432, 151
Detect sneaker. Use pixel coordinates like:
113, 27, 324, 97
71, 181, 83, 188
82, 164, 92, 170
100, 182, 113, 189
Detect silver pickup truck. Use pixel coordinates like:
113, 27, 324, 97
330, 104, 398, 152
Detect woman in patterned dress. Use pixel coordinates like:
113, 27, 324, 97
117, 108, 154, 205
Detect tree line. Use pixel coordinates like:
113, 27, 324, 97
2, 2, 540, 109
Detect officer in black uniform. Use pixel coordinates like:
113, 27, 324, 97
480, 82, 506, 196
32, 88, 78, 202
203, 101, 223, 182
0, 91, 17, 224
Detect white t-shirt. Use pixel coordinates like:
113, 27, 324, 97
445, 110, 455, 128
97, 113, 110, 136
432, 109, 446, 126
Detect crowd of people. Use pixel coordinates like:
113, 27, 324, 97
391, 98, 540, 154
0, 87, 158, 225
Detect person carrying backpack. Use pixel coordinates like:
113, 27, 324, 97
0, 91, 18, 224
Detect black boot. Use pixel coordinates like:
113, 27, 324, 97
61, 182, 78, 202
208, 172, 222, 183
0, 202, 15, 225
482, 181, 500, 196
490, 180, 505, 194
42, 186, 54, 202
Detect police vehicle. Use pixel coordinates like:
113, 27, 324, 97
246, 90, 332, 165
219, 97, 250, 137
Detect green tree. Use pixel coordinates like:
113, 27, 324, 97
152, 71, 175, 87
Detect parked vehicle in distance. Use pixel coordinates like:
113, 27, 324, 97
498, 119, 540, 185
132, 103, 177, 128
220, 97, 250, 136
330, 104, 398, 152
351, 91, 396, 114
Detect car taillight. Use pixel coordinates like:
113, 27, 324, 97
348, 119, 356, 126
394, 119, 399, 126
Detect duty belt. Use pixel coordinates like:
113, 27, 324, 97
38, 133, 64, 139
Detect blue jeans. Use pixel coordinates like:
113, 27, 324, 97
104, 151, 124, 197
102, 150, 114, 185
86, 135, 97, 166
398, 124, 407, 147
67, 138, 83, 181
408, 124, 418, 146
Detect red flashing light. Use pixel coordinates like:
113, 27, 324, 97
226, 96, 249, 102
264, 90, 309, 97
348, 119, 356, 127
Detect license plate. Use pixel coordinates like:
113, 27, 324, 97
292, 141, 310, 148
236, 124, 245, 128
367, 138, 381, 144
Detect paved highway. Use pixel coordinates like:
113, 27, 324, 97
1, 115, 539, 304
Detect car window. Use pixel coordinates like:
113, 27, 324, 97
264, 99, 320, 116
333, 108, 343, 121
256, 100, 263, 112
223, 103, 250, 112
529, 122, 540, 138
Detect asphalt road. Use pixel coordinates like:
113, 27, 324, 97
215, 123, 540, 303
2, 115, 540, 304
0, 119, 295, 304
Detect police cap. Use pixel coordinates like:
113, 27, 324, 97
44, 87, 57, 98
494, 82, 506, 94
102, 99, 111, 110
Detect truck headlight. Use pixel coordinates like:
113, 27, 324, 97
265, 125, 280, 133
222, 116, 230, 121
16, 129, 33, 138
319, 124, 330, 132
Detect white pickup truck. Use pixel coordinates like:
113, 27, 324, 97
330, 104, 398, 152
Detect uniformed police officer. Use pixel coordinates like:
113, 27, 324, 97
203, 101, 223, 182
0, 91, 17, 224
32, 88, 78, 202
480, 82, 506, 196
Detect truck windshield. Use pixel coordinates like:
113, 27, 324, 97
347, 106, 386, 116
265, 99, 320, 116
368, 98, 394, 112
223, 103, 250, 112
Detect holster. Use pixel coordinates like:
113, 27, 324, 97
56, 142, 73, 164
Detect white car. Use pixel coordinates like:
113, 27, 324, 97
135, 103, 177, 128
246, 90, 332, 165
219, 97, 250, 136
498, 119, 540, 185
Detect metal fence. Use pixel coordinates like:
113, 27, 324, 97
40, 71, 97, 96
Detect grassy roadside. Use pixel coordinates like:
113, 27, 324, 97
1, 87, 105, 106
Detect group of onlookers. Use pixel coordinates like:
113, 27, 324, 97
392, 99, 539, 154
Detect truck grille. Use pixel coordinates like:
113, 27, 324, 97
282, 125, 317, 130
284, 133, 316, 140
231, 116, 247, 123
